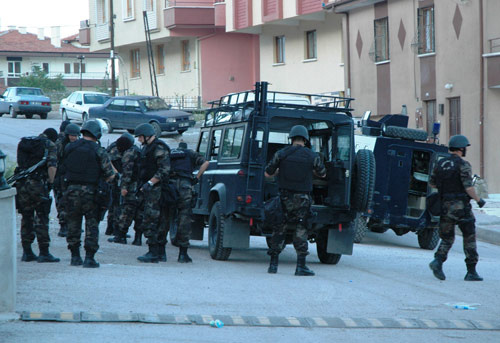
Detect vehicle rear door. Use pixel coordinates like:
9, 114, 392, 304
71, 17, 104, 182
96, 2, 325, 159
386, 144, 413, 217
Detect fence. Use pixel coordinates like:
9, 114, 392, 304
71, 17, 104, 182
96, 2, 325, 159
162, 95, 203, 111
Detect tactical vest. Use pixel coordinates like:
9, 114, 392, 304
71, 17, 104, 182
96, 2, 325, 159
128, 146, 142, 183
277, 145, 315, 192
17, 136, 46, 170
64, 139, 100, 185
139, 139, 170, 182
435, 155, 467, 196
170, 148, 193, 179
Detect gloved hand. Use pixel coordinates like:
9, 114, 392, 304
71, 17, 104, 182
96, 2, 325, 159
477, 198, 486, 208
47, 182, 53, 192
141, 182, 153, 192
192, 177, 199, 185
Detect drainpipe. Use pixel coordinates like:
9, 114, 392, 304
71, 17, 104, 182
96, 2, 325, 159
479, 0, 485, 177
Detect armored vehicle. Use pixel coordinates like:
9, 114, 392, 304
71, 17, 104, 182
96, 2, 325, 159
189, 82, 375, 264
353, 111, 449, 249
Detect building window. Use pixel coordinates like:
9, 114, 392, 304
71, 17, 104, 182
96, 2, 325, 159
449, 97, 461, 136
123, 0, 134, 19
418, 6, 435, 54
374, 17, 389, 62
74, 63, 80, 74
96, 0, 107, 24
181, 40, 190, 71
145, 0, 154, 11
156, 45, 165, 74
7, 61, 21, 77
305, 30, 317, 60
42, 63, 49, 74
131, 48, 141, 78
64, 63, 71, 74
81, 63, 86, 73
274, 35, 285, 64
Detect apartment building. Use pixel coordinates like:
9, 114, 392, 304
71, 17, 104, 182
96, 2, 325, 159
332, 0, 500, 192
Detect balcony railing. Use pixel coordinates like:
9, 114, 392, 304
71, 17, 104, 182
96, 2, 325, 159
95, 22, 110, 41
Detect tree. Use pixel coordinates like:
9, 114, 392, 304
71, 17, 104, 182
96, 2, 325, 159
17, 66, 66, 93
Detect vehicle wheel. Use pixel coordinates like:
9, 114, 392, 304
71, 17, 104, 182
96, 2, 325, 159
25, 114, 33, 119
39, 113, 47, 119
127, 129, 135, 134
151, 122, 162, 138
353, 213, 368, 244
417, 228, 440, 250
316, 229, 342, 265
208, 201, 232, 260
178, 129, 187, 135
351, 149, 376, 212
0, 113, 3, 117
9, 107, 17, 118
82, 112, 89, 122
104, 120, 114, 133
62, 109, 68, 121
383, 126, 428, 141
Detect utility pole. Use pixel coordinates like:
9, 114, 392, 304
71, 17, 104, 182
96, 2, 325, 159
77, 55, 85, 91
109, 0, 116, 96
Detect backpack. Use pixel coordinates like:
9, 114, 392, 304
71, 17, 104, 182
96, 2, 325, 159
17, 136, 46, 170
263, 196, 284, 228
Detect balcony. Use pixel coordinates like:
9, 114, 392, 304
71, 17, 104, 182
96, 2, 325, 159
164, 1, 215, 29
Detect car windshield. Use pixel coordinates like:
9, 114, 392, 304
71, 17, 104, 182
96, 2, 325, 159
84, 94, 110, 104
140, 98, 169, 111
17, 88, 42, 96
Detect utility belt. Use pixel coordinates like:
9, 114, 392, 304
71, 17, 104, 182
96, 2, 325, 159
441, 193, 470, 201
279, 188, 311, 196
66, 181, 98, 188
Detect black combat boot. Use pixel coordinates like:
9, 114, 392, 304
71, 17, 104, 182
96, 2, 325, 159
178, 246, 192, 263
21, 244, 38, 262
429, 258, 446, 280
57, 224, 68, 237
83, 251, 100, 268
464, 264, 483, 281
70, 247, 83, 266
105, 223, 114, 236
295, 256, 315, 276
108, 235, 127, 244
37, 246, 60, 263
158, 244, 167, 262
132, 230, 142, 246
267, 254, 279, 274
137, 245, 159, 263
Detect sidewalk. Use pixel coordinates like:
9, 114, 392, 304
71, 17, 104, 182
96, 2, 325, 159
471, 194, 500, 246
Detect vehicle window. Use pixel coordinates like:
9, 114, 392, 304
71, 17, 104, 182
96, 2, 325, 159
198, 131, 209, 157
67, 93, 77, 103
336, 125, 351, 161
84, 94, 110, 104
140, 97, 169, 111
108, 99, 126, 110
125, 100, 141, 112
210, 129, 222, 160
16, 88, 42, 96
75, 93, 83, 103
3, 89, 10, 97
221, 126, 244, 159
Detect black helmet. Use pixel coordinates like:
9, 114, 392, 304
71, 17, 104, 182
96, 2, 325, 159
289, 125, 309, 141
60, 120, 71, 133
116, 136, 133, 153
121, 132, 135, 145
81, 120, 102, 139
64, 123, 81, 136
134, 123, 155, 137
449, 135, 470, 148
43, 128, 58, 142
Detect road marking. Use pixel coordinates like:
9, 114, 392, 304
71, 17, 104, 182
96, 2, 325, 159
450, 319, 469, 329
257, 316, 271, 325
286, 317, 301, 326
29, 312, 43, 319
341, 317, 358, 327
118, 313, 134, 321
312, 317, 328, 327
421, 319, 438, 328
231, 315, 245, 325
175, 315, 189, 323
474, 320, 494, 329
395, 318, 413, 328
201, 315, 214, 324
367, 318, 384, 327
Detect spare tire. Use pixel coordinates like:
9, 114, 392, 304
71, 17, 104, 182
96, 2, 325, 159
383, 126, 428, 141
351, 149, 376, 212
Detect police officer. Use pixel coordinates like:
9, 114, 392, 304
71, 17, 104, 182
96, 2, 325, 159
429, 134, 485, 281
264, 125, 326, 276
105, 135, 126, 237
134, 123, 171, 263
63, 120, 115, 268
108, 133, 142, 245
16, 128, 60, 263
54, 123, 80, 237
166, 141, 209, 263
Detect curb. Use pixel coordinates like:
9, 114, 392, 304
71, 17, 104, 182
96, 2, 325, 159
0, 312, 20, 323
475, 226, 500, 246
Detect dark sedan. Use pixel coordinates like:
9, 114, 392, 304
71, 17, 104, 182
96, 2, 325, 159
88, 96, 195, 136
0, 87, 51, 119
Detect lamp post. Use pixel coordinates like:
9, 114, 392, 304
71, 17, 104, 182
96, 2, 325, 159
77, 55, 85, 91
0, 149, 9, 191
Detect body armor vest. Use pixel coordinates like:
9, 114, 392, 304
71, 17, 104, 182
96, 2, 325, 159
170, 149, 193, 178
277, 145, 315, 192
435, 155, 467, 196
64, 139, 100, 185
139, 139, 169, 182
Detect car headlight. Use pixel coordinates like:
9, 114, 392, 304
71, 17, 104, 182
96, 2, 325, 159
166, 118, 176, 123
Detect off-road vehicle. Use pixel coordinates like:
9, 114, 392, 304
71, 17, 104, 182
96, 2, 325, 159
353, 111, 449, 249
189, 82, 375, 264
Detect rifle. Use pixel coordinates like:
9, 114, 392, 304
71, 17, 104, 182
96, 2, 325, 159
6, 149, 48, 185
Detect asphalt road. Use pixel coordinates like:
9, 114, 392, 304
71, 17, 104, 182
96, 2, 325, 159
1, 112, 500, 342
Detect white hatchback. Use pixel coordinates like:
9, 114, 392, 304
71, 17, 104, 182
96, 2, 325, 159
60, 91, 110, 122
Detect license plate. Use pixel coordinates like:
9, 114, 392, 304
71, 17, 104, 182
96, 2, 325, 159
31, 102, 40, 105
179, 122, 189, 127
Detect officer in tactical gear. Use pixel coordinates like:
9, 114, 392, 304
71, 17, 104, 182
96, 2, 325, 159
264, 125, 326, 276
105, 135, 127, 237
55, 123, 81, 237
429, 134, 485, 281
63, 120, 115, 268
165, 141, 209, 263
134, 123, 171, 263
16, 128, 60, 263
108, 132, 143, 245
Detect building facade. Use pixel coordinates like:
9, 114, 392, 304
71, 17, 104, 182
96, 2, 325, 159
333, 0, 500, 192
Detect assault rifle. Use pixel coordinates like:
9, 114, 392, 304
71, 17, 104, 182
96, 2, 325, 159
6, 149, 48, 185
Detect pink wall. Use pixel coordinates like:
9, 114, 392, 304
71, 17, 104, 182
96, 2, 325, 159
201, 30, 260, 103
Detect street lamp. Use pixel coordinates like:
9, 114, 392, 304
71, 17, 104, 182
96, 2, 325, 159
77, 55, 85, 91
0, 149, 10, 191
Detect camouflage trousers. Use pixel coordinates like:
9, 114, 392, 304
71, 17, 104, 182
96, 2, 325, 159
65, 184, 101, 253
53, 182, 66, 227
16, 177, 52, 249
435, 199, 478, 266
106, 183, 121, 234
137, 185, 162, 246
267, 191, 312, 257
116, 193, 142, 237
163, 178, 193, 248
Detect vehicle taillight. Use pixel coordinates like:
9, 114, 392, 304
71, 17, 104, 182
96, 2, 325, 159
339, 223, 343, 232
249, 218, 254, 226
236, 195, 244, 202
19, 101, 29, 105
245, 195, 252, 204
237, 169, 245, 177
42, 102, 50, 106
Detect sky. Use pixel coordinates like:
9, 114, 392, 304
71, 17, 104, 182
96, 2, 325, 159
0, 0, 89, 38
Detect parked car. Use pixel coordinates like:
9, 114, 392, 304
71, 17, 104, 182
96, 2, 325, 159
89, 96, 195, 136
60, 91, 110, 122
0, 87, 51, 119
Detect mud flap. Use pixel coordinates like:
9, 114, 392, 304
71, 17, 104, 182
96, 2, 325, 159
327, 227, 354, 255
222, 217, 250, 249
